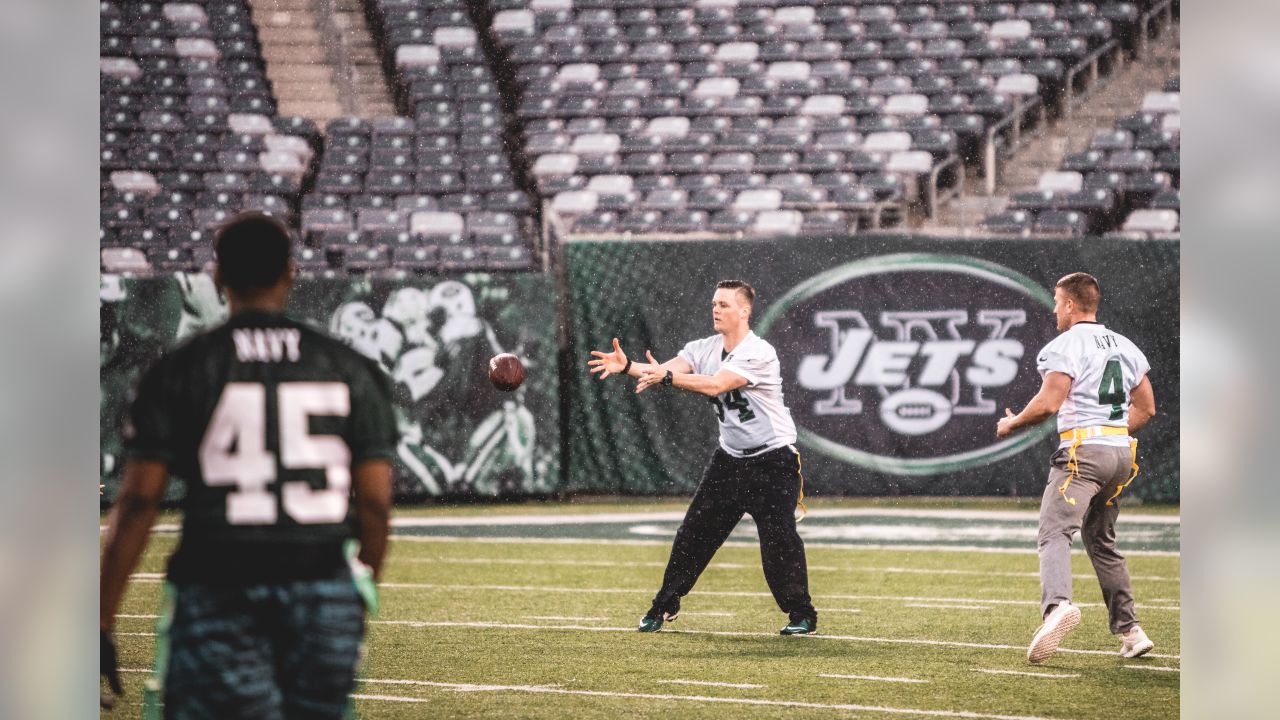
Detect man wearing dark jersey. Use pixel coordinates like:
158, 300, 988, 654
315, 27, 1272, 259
99, 212, 399, 718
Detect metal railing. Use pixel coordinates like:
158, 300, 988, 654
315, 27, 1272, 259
1062, 39, 1125, 118
925, 154, 965, 217
981, 96, 1046, 195
1138, 0, 1177, 59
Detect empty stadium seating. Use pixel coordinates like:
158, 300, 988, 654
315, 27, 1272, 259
983, 74, 1178, 238
301, 0, 539, 273
100, 0, 1180, 267
482, 0, 1174, 237
99, 0, 327, 274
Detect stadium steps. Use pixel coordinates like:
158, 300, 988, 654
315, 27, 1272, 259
248, 0, 396, 125
316, 0, 397, 119
248, 0, 345, 124
923, 22, 1181, 234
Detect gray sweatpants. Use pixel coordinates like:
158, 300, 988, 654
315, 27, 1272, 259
1037, 443, 1139, 635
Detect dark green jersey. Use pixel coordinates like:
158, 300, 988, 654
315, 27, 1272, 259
123, 310, 398, 584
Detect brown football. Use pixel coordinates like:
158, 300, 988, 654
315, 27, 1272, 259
488, 353, 526, 392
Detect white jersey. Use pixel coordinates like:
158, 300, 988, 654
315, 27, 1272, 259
678, 331, 797, 458
1036, 322, 1150, 448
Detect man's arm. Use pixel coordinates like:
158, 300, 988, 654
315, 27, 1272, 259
100, 459, 169, 632
588, 338, 692, 379
1128, 375, 1156, 434
666, 369, 749, 397
352, 458, 394, 580
635, 349, 748, 397
996, 371, 1072, 438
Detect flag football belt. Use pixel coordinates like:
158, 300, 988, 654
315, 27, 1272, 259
1056, 426, 1139, 507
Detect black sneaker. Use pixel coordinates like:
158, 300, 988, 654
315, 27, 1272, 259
780, 615, 817, 636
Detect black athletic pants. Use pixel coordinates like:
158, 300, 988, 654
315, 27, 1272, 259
650, 446, 816, 622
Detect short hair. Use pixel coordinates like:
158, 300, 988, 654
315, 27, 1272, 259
715, 279, 756, 306
1055, 272, 1101, 312
214, 212, 293, 292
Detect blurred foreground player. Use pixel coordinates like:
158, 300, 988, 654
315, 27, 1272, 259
99, 212, 399, 717
996, 272, 1157, 663
588, 280, 817, 635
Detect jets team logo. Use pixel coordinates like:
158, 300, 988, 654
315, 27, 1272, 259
757, 254, 1059, 475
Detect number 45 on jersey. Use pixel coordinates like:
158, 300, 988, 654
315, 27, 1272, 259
200, 382, 352, 525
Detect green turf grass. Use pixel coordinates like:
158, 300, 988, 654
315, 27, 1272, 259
107, 504, 1178, 720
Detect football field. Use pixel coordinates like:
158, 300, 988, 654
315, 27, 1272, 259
108, 500, 1179, 719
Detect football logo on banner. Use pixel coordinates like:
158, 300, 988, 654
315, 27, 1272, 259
757, 254, 1059, 476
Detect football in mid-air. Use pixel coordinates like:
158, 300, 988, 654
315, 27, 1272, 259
488, 353, 525, 392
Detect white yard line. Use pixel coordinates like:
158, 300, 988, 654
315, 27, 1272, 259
368, 620, 1181, 660
657, 679, 765, 689
404, 557, 664, 568
396, 558, 1172, 579
523, 615, 609, 622
406, 557, 843, 571
375, 581, 1180, 612
351, 693, 432, 704
353, 678, 1070, 720
388, 535, 1181, 558
1123, 664, 1181, 673
816, 608, 862, 613
679, 611, 735, 617
876, 567, 1178, 583
108, 508, 1177, 533
377, 508, 1179, 526
974, 669, 1079, 679
905, 603, 992, 611
118, 632, 155, 637
820, 673, 927, 684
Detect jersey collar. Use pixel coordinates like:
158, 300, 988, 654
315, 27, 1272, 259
722, 330, 756, 358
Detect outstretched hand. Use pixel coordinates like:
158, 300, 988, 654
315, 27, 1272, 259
995, 408, 1017, 438
635, 350, 666, 393
588, 337, 629, 379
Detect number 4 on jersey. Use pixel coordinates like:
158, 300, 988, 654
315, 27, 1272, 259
709, 389, 756, 423
1097, 359, 1126, 421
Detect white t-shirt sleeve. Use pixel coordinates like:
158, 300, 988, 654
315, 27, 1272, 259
1036, 336, 1075, 378
720, 344, 774, 387
678, 338, 706, 375
1132, 342, 1151, 379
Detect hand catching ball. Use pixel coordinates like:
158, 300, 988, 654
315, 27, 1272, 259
488, 353, 526, 392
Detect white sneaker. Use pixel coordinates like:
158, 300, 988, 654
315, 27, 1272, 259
1027, 602, 1081, 664
1120, 625, 1155, 658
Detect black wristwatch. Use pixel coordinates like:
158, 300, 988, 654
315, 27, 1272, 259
662, 370, 673, 387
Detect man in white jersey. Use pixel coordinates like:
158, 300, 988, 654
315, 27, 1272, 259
996, 272, 1157, 663
588, 280, 817, 635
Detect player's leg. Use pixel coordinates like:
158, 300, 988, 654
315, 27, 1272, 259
1081, 446, 1151, 656
745, 447, 816, 634
1030, 448, 1103, 662
1037, 447, 1104, 615
275, 576, 367, 719
164, 584, 284, 720
645, 450, 745, 627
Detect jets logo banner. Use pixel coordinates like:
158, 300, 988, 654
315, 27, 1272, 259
758, 254, 1061, 475
566, 237, 1179, 501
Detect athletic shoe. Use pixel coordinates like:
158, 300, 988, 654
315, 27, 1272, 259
1027, 602, 1081, 663
780, 616, 817, 636
637, 600, 680, 633
1120, 625, 1155, 658
638, 610, 678, 632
